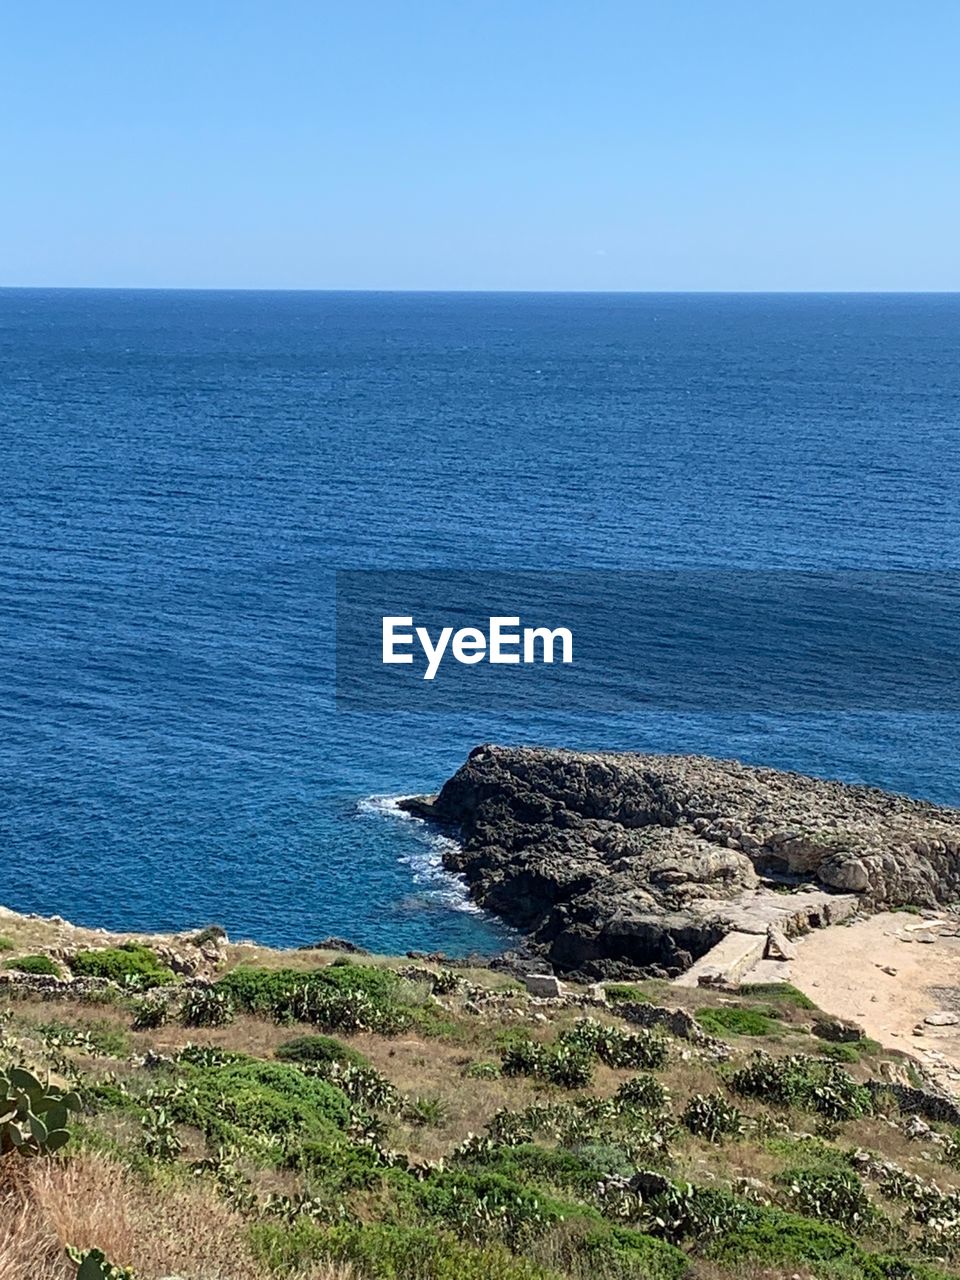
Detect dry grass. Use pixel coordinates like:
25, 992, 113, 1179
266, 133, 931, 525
0, 1152, 364, 1280
1, 1153, 263, 1280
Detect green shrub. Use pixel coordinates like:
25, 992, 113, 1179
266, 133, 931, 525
644, 1181, 754, 1245
404, 1095, 449, 1127
819, 1041, 860, 1063
559, 1020, 669, 1070
3, 954, 61, 976
216, 963, 412, 1033
707, 1207, 863, 1268
544, 1044, 595, 1089
69, 943, 174, 989
779, 1166, 878, 1232
731, 1051, 871, 1121
577, 1225, 689, 1280
250, 1219, 557, 1280
33, 1019, 128, 1058
501, 1037, 547, 1078
181, 985, 234, 1027
140, 1105, 181, 1161
276, 1034, 369, 1069
681, 1092, 744, 1142
500, 1035, 596, 1089
942, 1129, 960, 1170
132, 995, 170, 1030
695, 1006, 777, 1037
615, 1073, 670, 1113
465, 1060, 501, 1079
325, 1062, 402, 1111
0, 935, 15, 951
456, 1141, 634, 1197
412, 1168, 575, 1246
174, 1056, 350, 1148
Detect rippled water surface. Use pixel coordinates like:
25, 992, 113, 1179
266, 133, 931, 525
1, 291, 958, 949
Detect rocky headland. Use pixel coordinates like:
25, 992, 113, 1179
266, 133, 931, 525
401, 745, 960, 980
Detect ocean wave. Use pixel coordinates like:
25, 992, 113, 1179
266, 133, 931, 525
357, 793, 482, 915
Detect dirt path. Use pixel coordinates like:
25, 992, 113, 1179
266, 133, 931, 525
786, 910, 960, 1093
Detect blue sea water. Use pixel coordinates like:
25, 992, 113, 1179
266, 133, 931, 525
1, 289, 958, 952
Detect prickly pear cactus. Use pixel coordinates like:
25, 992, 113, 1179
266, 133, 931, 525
68, 1246, 136, 1279
0, 1064, 81, 1155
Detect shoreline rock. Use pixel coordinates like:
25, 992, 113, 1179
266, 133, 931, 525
401, 744, 960, 980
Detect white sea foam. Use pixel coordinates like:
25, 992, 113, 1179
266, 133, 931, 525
357, 793, 482, 915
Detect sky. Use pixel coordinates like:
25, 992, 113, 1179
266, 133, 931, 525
2, 1, 959, 291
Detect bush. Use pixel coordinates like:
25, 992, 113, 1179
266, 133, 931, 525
181, 986, 234, 1027
412, 1168, 574, 1246
707, 1207, 864, 1269
779, 1166, 878, 1232
404, 1095, 449, 1127
500, 1036, 595, 1089
250, 1219, 557, 1280
577, 1225, 689, 1280
695, 1006, 778, 1037
216, 963, 412, 1033
731, 1051, 871, 1121
69, 943, 174, 989
174, 1056, 350, 1148
132, 995, 170, 1030
681, 1092, 744, 1142
276, 1034, 369, 1069
0, 935, 14, 951
644, 1181, 754, 1245
457, 1141, 634, 1197
615, 1073, 670, 1113
3, 953, 61, 976
559, 1020, 669, 1070
465, 1061, 501, 1079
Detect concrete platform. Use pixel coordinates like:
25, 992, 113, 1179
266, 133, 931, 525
673, 931, 767, 988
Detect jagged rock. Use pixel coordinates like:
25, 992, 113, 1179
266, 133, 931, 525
523, 973, 563, 998
628, 1169, 673, 1198
401, 745, 960, 979
301, 936, 369, 954
813, 1016, 866, 1043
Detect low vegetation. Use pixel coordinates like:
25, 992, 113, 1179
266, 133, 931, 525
1, 942, 959, 1280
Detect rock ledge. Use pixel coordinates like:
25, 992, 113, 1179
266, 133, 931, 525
401, 745, 960, 979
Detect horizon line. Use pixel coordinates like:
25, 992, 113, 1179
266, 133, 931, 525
2, 285, 960, 296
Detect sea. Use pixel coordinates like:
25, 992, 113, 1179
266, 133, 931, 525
1, 289, 958, 953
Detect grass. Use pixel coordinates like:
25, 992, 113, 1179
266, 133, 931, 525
3, 954, 61, 977
695, 1006, 779, 1038
738, 983, 818, 1011
1, 935, 958, 1280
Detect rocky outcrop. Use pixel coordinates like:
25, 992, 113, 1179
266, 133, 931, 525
401, 745, 960, 979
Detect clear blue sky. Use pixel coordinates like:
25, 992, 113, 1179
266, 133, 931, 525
3, 1, 958, 290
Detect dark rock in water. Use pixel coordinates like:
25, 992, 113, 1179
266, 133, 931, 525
301, 936, 370, 954
400, 744, 960, 980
